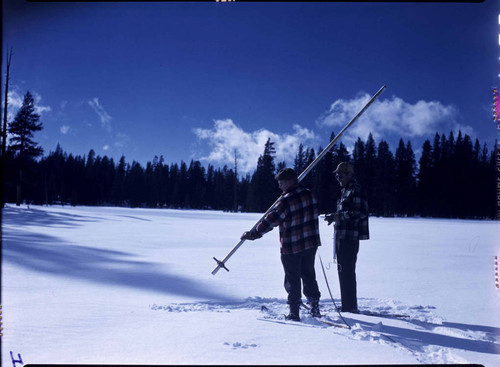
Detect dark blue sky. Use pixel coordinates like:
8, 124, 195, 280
3, 1, 498, 173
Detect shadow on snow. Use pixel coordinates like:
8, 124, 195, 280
2, 206, 102, 228
152, 297, 500, 356
3, 229, 236, 303
342, 315, 500, 355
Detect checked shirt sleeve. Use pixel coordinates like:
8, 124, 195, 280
338, 186, 368, 222
254, 198, 288, 236
335, 182, 370, 241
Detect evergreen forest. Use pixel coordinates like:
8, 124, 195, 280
2, 90, 498, 219
2, 130, 497, 219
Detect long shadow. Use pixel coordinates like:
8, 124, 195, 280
352, 299, 500, 338
403, 317, 500, 338
3, 229, 237, 303
117, 215, 152, 222
2, 206, 102, 228
343, 316, 500, 355
441, 321, 500, 336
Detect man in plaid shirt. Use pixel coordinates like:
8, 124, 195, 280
241, 168, 321, 321
325, 162, 369, 313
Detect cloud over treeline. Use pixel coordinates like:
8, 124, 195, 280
193, 119, 319, 174
193, 94, 474, 175
316, 93, 473, 146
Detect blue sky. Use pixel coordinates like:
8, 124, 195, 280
3, 1, 498, 174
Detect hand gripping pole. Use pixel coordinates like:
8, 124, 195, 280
212, 85, 386, 275
211, 200, 282, 275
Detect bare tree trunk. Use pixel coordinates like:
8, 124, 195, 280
1, 47, 13, 208
2, 48, 12, 155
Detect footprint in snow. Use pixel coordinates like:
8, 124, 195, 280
224, 342, 258, 349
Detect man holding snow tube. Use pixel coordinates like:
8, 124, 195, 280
325, 161, 369, 313
241, 168, 322, 321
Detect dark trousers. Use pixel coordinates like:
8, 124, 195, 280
335, 238, 360, 311
280, 247, 321, 305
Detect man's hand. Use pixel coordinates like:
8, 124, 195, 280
324, 213, 338, 225
241, 231, 261, 241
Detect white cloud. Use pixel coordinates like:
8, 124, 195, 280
7, 90, 23, 109
60, 125, 70, 134
88, 98, 112, 132
193, 119, 319, 174
4, 91, 23, 122
32, 91, 51, 115
316, 93, 473, 147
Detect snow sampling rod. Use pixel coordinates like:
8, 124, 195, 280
212, 85, 387, 275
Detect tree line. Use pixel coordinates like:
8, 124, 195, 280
2, 90, 498, 218
241, 132, 497, 219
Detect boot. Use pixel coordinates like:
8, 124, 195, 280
285, 303, 300, 321
308, 298, 321, 317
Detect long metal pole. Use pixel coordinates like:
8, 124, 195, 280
212, 85, 386, 275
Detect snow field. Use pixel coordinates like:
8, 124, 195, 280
2, 204, 499, 365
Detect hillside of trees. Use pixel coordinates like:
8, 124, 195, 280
2, 130, 498, 219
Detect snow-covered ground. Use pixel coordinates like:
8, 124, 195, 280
2, 204, 499, 365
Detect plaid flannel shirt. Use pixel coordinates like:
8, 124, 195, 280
334, 180, 370, 241
253, 184, 321, 254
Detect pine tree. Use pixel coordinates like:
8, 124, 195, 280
156, 157, 169, 208
111, 156, 127, 206
145, 161, 157, 207
453, 131, 474, 218
477, 142, 492, 217
430, 133, 445, 217
205, 164, 215, 209
238, 173, 251, 212
175, 161, 188, 208
363, 133, 377, 213
334, 142, 350, 165
42, 144, 66, 205
100, 156, 115, 205
394, 139, 416, 216
222, 165, 236, 211
315, 145, 335, 213
169, 163, 179, 208
8, 91, 44, 205
405, 141, 417, 216
294, 143, 306, 173
417, 140, 433, 217
127, 161, 145, 208
352, 138, 366, 178
300, 147, 316, 189
66, 153, 84, 206
276, 161, 287, 172
247, 138, 279, 212
8, 91, 43, 158
374, 140, 395, 217
188, 160, 206, 209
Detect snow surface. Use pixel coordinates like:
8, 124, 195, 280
2, 204, 499, 365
